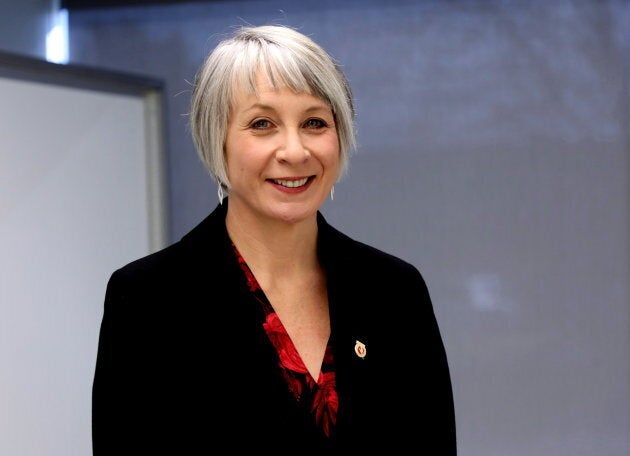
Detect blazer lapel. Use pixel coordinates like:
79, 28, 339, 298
317, 213, 370, 437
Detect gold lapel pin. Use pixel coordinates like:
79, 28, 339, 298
354, 340, 366, 359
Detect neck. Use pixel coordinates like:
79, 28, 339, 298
225, 201, 320, 284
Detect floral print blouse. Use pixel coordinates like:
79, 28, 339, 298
232, 243, 338, 438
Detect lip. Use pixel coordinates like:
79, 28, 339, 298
267, 176, 315, 194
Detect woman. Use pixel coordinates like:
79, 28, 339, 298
92, 25, 456, 454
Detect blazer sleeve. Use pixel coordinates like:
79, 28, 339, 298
408, 266, 457, 454
92, 269, 150, 455
91, 270, 125, 456
373, 260, 457, 454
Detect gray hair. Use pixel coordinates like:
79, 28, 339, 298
190, 25, 356, 190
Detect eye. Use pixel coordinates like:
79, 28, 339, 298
250, 119, 273, 130
303, 118, 328, 129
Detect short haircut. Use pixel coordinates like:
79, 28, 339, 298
190, 24, 356, 190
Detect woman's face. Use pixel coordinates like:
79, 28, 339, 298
224, 72, 340, 225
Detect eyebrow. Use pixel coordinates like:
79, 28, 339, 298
241, 102, 331, 115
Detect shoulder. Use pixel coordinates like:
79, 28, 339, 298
319, 214, 425, 286
107, 240, 186, 290
106, 203, 231, 296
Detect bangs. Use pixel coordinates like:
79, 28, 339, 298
229, 40, 319, 102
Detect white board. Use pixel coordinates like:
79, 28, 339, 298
0, 53, 167, 456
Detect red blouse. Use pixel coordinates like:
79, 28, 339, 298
232, 243, 338, 438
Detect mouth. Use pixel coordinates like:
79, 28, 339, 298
267, 176, 313, 188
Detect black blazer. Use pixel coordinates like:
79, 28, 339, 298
92, 200, 456, 454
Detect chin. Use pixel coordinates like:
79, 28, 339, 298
269, 203, 318, 225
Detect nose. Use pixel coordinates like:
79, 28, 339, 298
275, 129, 310, 164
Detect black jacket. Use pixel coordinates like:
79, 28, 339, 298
92, 200, 456, 454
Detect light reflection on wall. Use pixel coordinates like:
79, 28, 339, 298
46, 8, 68, 64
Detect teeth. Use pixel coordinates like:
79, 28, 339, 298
272, 177, 309, 188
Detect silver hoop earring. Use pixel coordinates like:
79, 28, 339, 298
217, 183, 224, 205
330, 186, 335, 201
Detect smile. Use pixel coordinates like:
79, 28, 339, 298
269, 177, 310, 188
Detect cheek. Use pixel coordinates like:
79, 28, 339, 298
227, 145, 266, 182
225, 136, 251, 172
323, 137, 341, 166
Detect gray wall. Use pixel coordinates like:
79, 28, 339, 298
65, 0, 629, 454
0, 0, 52, 58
